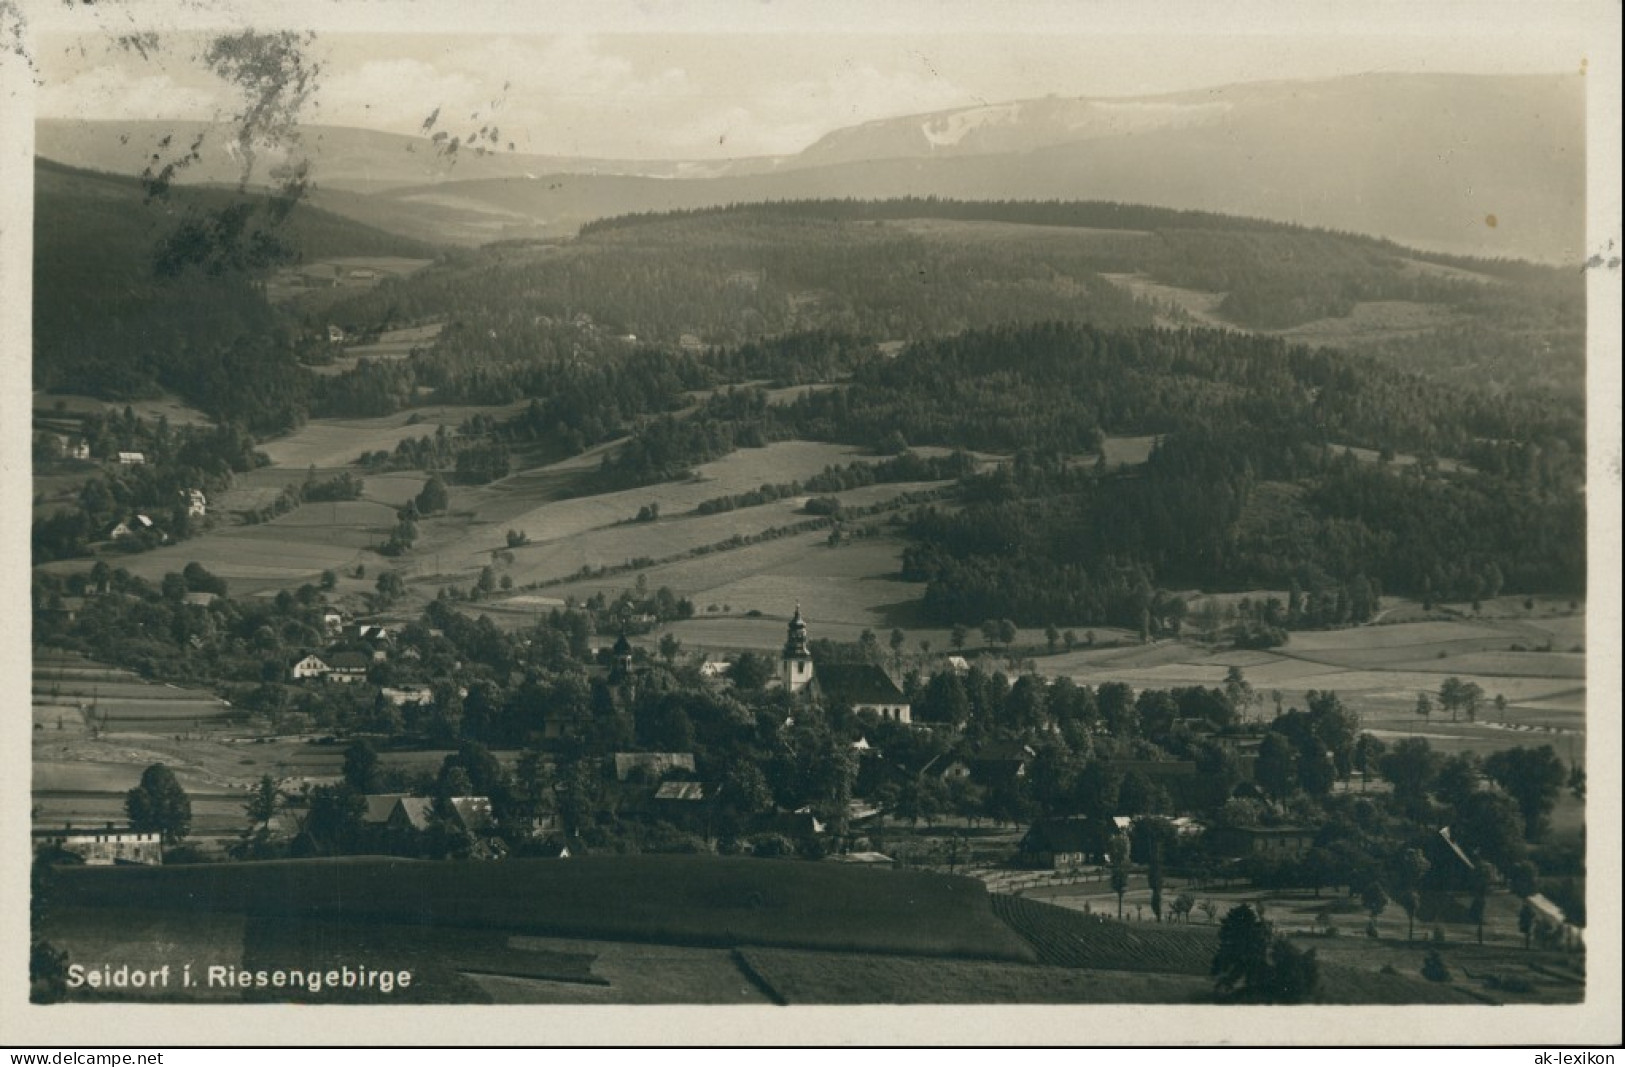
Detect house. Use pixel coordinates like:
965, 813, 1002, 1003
68, 438, 91, 461
182, 591, 218, 608
1209, 825, 1318, 859
108, 514, 156, 541
33, 823, 163, 866
322, 611, 346, 637
647, 781, 717, 834
386, 797, 434, 834
445, 796, 494, 835
814, 662, 912, 723
290, 653, 330, 680
117, 451, 146, 466
698, 656, 733, 679
381, 685, 434, 708
361, 794, 411, 829
324, 651, 371, 683
613, 752, 697, 782
945, 655, 971, 674
969, 740, 1036, 784
182, 489, 207, 517
1021, 817, 1108, 869
328, 324, 347, 343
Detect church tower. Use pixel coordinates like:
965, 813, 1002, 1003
781, 604, 814, 693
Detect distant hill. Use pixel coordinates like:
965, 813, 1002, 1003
37, 73, 1583, 262
33, 158, 438, 409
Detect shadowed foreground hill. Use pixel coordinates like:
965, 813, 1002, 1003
47, 855, 1034, 962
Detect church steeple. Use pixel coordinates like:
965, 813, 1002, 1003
781, 603, 814, 693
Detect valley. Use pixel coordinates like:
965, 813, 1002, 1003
27, 67, 1594, 1012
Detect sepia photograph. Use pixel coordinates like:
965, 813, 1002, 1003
3, 0, 1619, 1047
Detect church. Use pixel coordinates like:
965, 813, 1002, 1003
780, 605, 912, 724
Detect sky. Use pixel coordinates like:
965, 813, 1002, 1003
28, 1, 1603, 160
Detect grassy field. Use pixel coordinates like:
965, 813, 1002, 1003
1026, 606, 1585, 760
737, 947, 1206, 1004
991, 894, 1486, 1004
49, 856, 1037, 963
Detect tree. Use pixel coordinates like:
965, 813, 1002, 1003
244, 774, 280, 829
889, 627, 907, 670
1352, 733, 1386, 792
125, 763, 192, 844
1380, 737, 1441, 813
1254, 732, 1298, 802
859, 628, 881, 662
1107, 833, 1131, 919
342, 740, 381, 793
415, 474, 449, 515
1044, 624, 1060, 654
302, 784, 365, 855
1484, 745, 1566, 840
1467, 861, 1500, 945
1518, 901, 1537, 949
1267, 939, 1320, 1003
728, 651, 774, 691
1414, 691, 1433, 723
950, 624, 968, 652
1211, 904, 1272, 996
658, 632, 682, 666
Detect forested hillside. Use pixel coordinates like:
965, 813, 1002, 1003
33, 160, 437, 430
337, 200, 1584, 397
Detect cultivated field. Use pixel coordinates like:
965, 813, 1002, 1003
1028, 604, 1586, 759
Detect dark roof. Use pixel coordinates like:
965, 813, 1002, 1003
973, 740, 1035, 764
361, 793, 410, 824
816, 663, 905, 706
1021, 817, 1103, 854
326, 651, 371, 670
448, 796, 494, 833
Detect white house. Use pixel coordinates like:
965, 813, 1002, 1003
117, 451, 146, 466
33, 823, 163, 865
290, 653, 331, 680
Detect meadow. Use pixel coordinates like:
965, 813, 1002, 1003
51, 856, 1037, 963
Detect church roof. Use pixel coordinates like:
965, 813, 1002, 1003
816, 662, 905, 706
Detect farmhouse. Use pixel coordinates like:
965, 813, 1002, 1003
33, 823, 163, 866
1020, 816, 1107, 869
969, 740, 1036, 784
290, 653, 330, 680
324, 651, 372, 683
1209, 825, 1318, 859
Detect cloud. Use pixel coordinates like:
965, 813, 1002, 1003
311, 58, 486, 135
38, 64, 225, 122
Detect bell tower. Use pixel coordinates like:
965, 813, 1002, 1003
781, 604, 814, 693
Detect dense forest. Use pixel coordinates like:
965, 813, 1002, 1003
591, 323, 1584, 624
